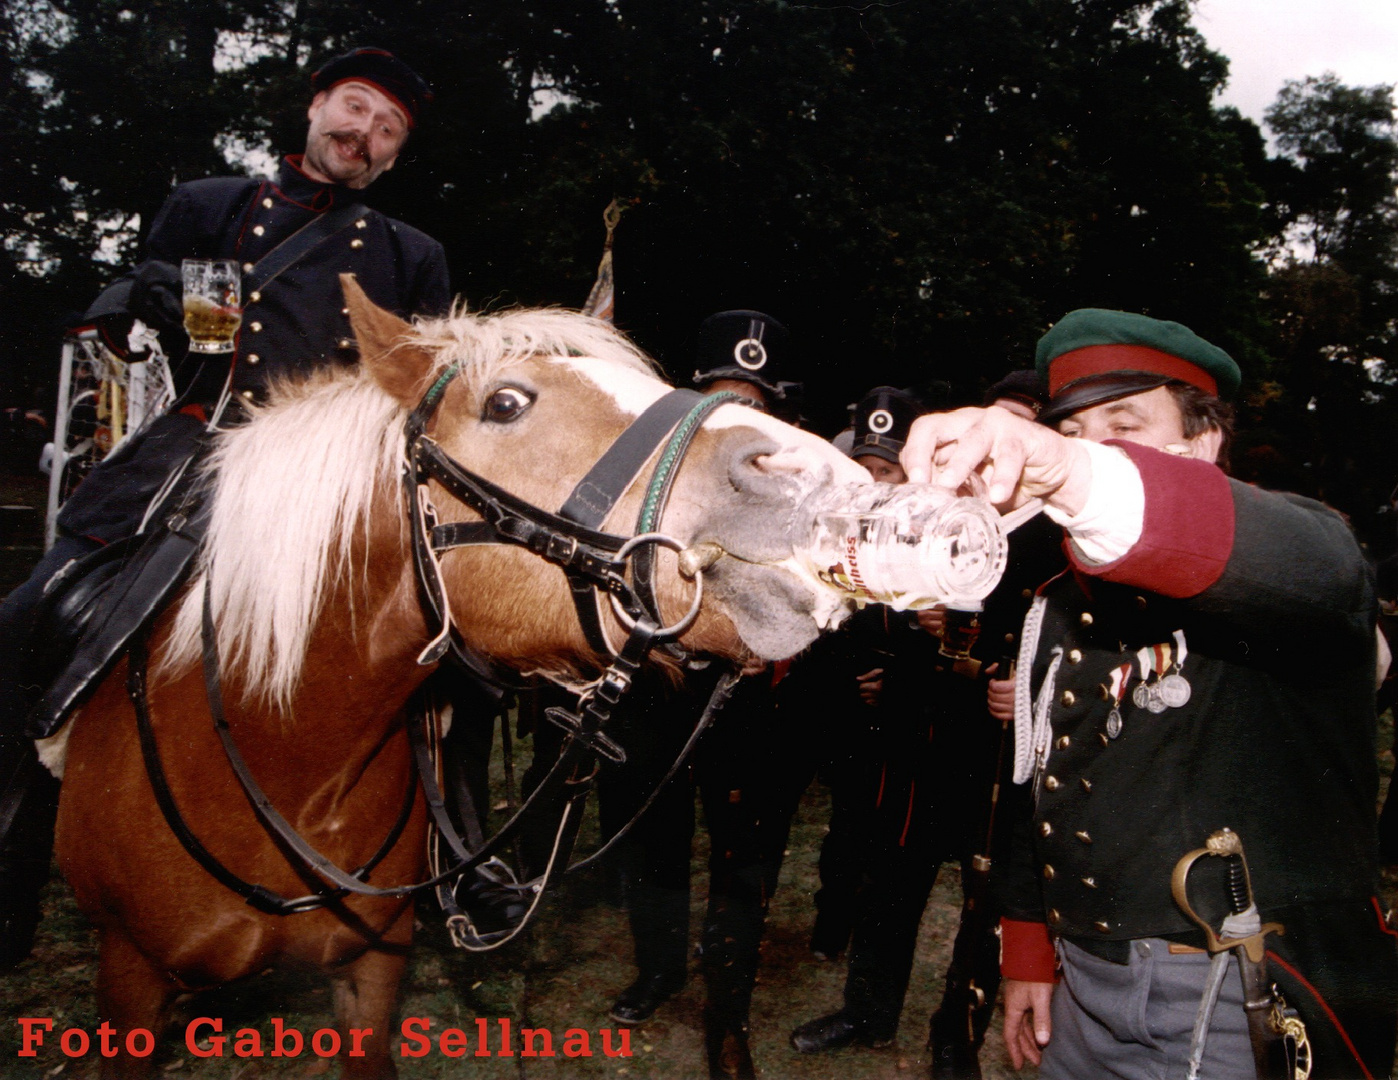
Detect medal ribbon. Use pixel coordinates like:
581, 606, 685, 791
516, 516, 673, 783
1107, 663, 1131, 707
1172, 629, 1188, 673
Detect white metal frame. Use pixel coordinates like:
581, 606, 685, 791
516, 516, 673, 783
44, 323, 175, 549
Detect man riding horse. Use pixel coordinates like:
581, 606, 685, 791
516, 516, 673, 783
0, 47, 448, 968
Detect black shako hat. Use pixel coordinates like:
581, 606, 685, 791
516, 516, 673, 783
692, 310, 800, 405
848, 386, 924, 464
311, 47, 433, 127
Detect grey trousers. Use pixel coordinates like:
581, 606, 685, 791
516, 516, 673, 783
1040, 938, 1255, 1080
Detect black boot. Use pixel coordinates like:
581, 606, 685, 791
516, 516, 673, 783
790, 1010, 894, 1053
455, 869, 531, 935
0, 738, 59, 971
927, 1005, 985, 1080
704, 1008, 755, 1080
610, 971, 686, 1025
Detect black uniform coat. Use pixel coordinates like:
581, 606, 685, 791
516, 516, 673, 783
997, 440, 1397, 1075
59, 155, 450, 542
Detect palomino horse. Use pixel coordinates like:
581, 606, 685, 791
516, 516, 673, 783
48, 278, 867, 1078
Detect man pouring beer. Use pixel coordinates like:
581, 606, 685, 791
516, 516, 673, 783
902, 309, 1398, 1079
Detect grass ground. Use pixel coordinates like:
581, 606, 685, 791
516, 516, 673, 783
0, 777, 1015, 1080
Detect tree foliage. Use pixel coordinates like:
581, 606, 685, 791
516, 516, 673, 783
1240, 75, 1398, 544
4, 0, 1394, 541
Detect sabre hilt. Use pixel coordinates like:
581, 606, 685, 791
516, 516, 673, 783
1171, 827, 1284, 963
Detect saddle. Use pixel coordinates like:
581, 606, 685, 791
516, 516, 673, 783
27, 481, 210, 739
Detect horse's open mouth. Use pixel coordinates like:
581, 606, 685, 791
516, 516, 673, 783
678, 540, 854, 659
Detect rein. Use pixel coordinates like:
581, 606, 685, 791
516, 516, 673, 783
128, 366, 744, 928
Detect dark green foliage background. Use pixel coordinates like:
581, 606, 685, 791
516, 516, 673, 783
2, 0, 1397, 544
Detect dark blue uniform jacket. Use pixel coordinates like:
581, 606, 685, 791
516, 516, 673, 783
59, 156, 450, 542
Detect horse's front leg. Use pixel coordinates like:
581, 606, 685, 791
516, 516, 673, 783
330, 925, 413, 1080
95, 927, 179, 1080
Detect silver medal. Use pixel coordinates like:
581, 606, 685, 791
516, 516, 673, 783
1132, 682, 1152, 710
1106, 708, 1123, 739
1146, 683, 1168, 714
1159, 672, 1191, 708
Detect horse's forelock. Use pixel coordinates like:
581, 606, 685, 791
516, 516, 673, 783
406, 304, 659, 387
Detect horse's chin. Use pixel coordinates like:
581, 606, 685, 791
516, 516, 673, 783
705, 558, 854, 661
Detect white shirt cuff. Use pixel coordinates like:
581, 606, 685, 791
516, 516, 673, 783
1042, 440, 1144, 566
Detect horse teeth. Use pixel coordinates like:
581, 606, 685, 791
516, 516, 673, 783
678, 542, 725, 580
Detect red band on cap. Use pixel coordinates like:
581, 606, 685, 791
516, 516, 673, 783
1049, 345, 1216, 397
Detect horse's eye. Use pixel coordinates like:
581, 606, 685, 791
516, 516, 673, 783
483, 387, 533, 423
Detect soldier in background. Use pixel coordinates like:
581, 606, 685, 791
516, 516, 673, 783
790, 374, 1062, 1079
597, 311, 812, 1080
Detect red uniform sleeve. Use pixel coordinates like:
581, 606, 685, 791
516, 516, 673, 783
1001, 918, 1058, 982
1065, 441, 1235, 599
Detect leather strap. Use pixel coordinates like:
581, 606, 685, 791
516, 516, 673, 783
128, 627, 414, 914
243, 202, 370, 295
632, 391, 740, 629
556, 389, 704, 653
557, 389, 704, 527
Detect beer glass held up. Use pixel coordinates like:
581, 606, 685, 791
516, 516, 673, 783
182, 258, 242, 353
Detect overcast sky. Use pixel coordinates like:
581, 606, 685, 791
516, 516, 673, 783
1195, 0, 1398, 129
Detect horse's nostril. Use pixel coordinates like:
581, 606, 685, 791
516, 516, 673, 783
744, 448, 809, 477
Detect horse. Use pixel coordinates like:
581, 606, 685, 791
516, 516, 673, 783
44, 277, 868, 1078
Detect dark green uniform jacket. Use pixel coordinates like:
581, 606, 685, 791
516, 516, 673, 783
997, 440, 1396, 1077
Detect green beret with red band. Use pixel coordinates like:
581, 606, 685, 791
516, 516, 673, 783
1035, 308, 1240, 423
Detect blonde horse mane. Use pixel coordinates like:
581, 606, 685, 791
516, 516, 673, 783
160, 305, 656, 711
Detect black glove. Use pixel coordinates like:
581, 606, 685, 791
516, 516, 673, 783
128, 260, 185, 332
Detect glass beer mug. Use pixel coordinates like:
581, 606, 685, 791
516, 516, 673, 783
795, 481, 1039, 657
182, 258, 243, 353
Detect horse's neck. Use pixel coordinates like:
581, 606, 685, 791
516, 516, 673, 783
229, 507, 430, 777
296, 517, 431, 735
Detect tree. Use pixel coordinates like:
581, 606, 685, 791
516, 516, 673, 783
1245, 75, 1398, 540
2, 0, 1273, 436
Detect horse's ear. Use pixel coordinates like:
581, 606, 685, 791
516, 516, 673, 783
341, 274, 435, 407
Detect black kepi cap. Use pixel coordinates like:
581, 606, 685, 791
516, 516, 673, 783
311, 47, 433, 128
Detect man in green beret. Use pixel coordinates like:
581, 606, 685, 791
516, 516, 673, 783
904, 309, 1397, 1079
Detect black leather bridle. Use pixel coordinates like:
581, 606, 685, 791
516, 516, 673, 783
404, 364, 738, 678
128, 362, 744, 931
